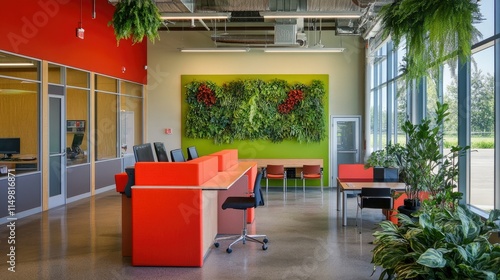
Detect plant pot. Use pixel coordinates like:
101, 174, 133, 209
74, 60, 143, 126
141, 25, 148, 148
373, 167, 399, 182
403, 199, 420, 210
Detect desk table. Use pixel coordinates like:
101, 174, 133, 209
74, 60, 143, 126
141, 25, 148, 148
131, 161, 257, 267
239, 158, 323, 168
338, 181, 405, 226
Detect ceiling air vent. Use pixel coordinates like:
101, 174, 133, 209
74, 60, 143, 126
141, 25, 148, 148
274, 24, 298, 45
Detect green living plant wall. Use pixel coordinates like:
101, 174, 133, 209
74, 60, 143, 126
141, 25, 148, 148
181, 74, 330, 188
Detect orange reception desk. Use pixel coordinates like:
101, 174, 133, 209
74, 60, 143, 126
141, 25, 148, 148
128, 149, 257, 267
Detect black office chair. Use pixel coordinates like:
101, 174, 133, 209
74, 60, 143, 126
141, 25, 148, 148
170, 148, 186, 162
153, 142, 169, 162
214, 172, 269, 253
356, 187, 393, 234
187, 146, 199, 160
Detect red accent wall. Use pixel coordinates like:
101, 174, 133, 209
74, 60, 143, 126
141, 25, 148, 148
0, 0, 147, 84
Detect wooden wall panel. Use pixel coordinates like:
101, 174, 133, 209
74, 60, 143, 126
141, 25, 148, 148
96, 93, 117, 159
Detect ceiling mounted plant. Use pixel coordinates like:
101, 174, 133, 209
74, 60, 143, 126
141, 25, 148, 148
109, 0, 162, 45
379, 0, 482, 80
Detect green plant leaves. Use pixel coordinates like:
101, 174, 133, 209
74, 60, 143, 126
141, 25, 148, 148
379, 0, 482, 81
184, 79, 326, 144
109, 0, 162, 45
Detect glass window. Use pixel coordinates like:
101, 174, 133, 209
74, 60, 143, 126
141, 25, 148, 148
67, 68, 89, 88
121, 80, 143, 97
95, 91, 118, 160
66, 88, 89, 166
396, 78, 406, 144
469, 46, 495, 211
443, 59, 459, 148
0, 76, 39, 173
96, 75, 118, 93
0, 53, 38, 81
48, 63, 62, 84
120, 96, 143, 157
473, 0, 495, 40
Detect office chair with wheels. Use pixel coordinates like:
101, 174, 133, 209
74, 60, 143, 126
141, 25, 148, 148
214, 172, 269, 253
356, 187, 393, 234
264, 165, 286, 193
153, 142, 169, 162
301, 165, 323, 192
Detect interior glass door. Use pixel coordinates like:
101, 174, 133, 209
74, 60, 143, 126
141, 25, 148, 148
331, 116, 361, 187
49, 94, 66, 208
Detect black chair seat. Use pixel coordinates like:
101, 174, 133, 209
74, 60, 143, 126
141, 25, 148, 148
222, 197, 256, 210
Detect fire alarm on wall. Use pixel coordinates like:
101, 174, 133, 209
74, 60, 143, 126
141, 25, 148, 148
76, 28, 85, 39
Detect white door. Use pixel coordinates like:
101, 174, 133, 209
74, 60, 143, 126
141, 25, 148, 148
49, 94, 66, 208
330, 116, 361, 188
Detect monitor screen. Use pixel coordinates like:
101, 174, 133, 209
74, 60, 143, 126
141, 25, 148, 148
187, 146, 198, 160
154, 142, 169, 162
71, 133, 84, 149
0, 138, 21, 158
170, 149, 185, 162
133, 143, 156, 162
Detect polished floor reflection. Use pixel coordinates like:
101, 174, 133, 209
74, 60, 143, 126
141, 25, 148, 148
0, 187, 387, 279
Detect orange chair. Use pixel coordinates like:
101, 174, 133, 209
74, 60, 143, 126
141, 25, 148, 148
301, 165, 323, 192
264, 165, 286, 193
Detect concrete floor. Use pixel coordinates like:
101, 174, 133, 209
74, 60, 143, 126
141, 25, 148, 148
0, 187, 386, 280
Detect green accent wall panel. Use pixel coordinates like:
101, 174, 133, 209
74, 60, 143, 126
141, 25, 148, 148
181, 74, 330, 188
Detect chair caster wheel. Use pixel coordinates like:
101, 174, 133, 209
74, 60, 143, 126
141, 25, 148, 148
214, 242, 219, 248
262, 244, 268, 250
263, 238, 269, 243
226, 248, 232, 253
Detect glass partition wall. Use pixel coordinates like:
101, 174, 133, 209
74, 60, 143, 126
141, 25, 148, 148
0, 50, 144, 219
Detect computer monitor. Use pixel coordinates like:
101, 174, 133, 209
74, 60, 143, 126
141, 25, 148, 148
71, 133, 84, 154
153, 142, 169, 162
133, 143, 155, 162
187, 146, 199, 161
0, 138, 21, 159
170, 149, 186, 162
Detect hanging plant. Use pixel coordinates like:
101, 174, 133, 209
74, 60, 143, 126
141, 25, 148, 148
109, 0, 162, 45
379, 0, 482, 80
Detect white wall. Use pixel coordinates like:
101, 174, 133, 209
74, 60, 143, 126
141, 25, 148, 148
147, 30, 365, 152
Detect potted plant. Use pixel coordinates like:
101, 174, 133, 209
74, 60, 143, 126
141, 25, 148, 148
365, 143, 403, 182
109, 0, 162, 45
372, 206, 500, 279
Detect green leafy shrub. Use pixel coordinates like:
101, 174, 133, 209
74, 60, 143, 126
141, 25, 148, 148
372, 206, 500, 280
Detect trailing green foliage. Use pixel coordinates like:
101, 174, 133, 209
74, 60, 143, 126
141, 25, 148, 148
372, 206, 500, 279
185, 79, 326, 144
379, 0, 482, 81
109, 0, 162, 45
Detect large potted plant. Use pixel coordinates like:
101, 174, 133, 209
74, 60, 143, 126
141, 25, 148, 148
365, 143, 403, 182
398, 102, 467, 210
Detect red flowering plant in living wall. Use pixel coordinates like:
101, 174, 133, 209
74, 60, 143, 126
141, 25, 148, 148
278, 89, 304, 114
196, 83, 216, 107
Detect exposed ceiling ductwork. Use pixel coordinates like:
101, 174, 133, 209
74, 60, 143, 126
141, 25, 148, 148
108, 0, 391, 45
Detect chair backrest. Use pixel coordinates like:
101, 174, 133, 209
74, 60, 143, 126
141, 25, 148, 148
253, 172, 264, 207
266, 165, 284, 175
303, 165, 321, 175
170, 148, 186, 162
360, 187, 392, 209
187, 146, 199, 160
133, 143, 155, 162
153, 142, 169, 162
